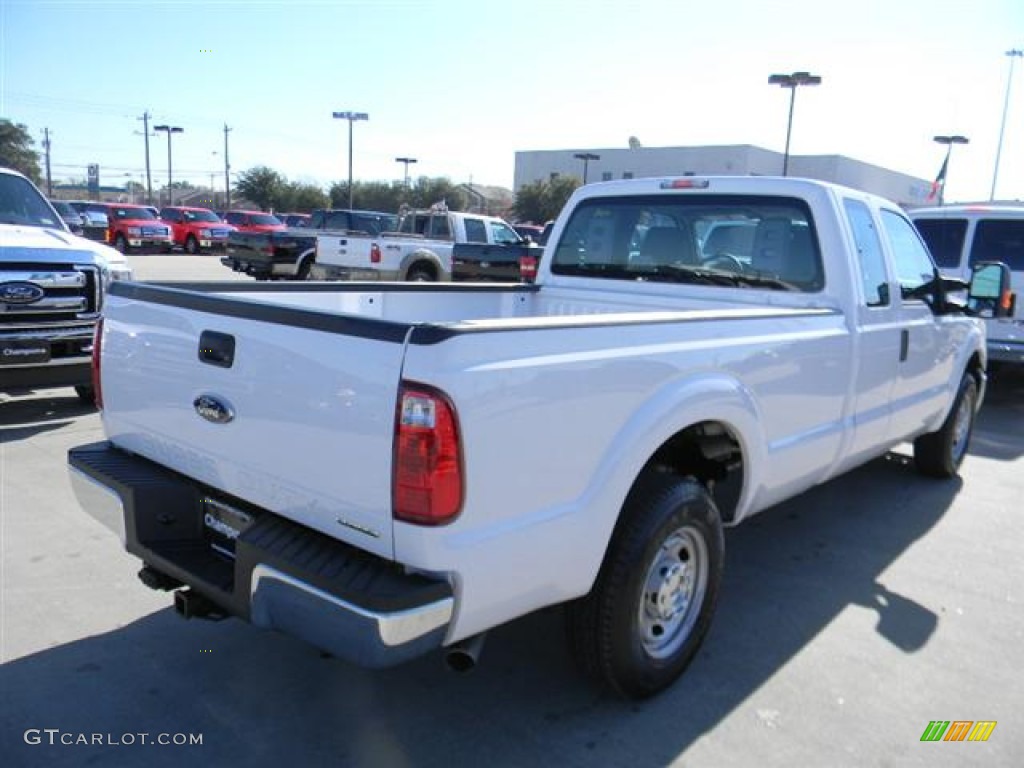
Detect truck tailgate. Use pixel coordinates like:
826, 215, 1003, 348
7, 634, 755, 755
99, 285, 408, 559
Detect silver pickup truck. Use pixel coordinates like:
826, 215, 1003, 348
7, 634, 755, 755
0, 167, 133, 401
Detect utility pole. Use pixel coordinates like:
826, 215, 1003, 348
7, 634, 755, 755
223, 124, 232, 209
153, 125, 183, 205
42, 128, 52, 196
139, 111, 153, 204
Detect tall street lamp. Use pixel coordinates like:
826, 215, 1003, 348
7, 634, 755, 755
991, 48, 1023, 200
573, 152, 600, 184
332, 111, 369, 209
153, 125, 183, 205
768, 71, 822, 176
395, 157, 417, 187
932, 135, 969, 205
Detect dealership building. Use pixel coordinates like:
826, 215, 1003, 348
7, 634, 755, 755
514, 144, 933, 208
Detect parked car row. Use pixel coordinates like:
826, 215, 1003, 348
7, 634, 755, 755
45, 202, 300, 254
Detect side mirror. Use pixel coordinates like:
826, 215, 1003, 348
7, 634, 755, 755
968, 261, 1015, 319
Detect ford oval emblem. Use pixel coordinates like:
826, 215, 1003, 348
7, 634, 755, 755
194, 394, 235, 424
0, 281, 45, 305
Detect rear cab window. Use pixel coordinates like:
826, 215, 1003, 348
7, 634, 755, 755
549, 194, 824, 292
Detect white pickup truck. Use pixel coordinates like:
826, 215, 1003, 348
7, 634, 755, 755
68, 176, 1011, 699
310, 208, 537, 282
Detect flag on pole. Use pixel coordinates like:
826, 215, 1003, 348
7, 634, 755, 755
927, 155, 948, 202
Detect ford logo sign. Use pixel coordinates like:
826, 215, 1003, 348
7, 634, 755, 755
0, 281, 45, 305
194, 394, 235, 424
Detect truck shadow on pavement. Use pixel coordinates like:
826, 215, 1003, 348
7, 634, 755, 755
0, 454, 965, 768
0, 390, 96, 444
972, 367, 1024, 461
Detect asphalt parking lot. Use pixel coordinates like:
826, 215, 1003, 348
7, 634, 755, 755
2, 254, 1022, 767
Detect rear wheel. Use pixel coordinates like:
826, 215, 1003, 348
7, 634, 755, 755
914, 373, 978, 477
406, 264, 435, 282
184, 235, 200, 254
566, 471, 724, 699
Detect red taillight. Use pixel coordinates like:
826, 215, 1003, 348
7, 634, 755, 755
519, 254, 538, 283
370, 243, 381, 264
393, 383, 463, 525
91, 317, 104, 410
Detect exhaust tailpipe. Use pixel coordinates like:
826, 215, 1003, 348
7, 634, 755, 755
173, 588, 226, 621
444, 633, 487, 673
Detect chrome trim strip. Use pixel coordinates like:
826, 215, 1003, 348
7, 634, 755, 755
68, 466, 126, 544
0, 271, 87, 288
250, 564, 453, 647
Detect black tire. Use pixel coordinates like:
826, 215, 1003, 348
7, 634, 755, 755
113, 234, 128, 253
184, 235, 200, 254
914, 373, 979, 478
295, 255, 313, 281
74, 385, 95, 406
405, 264, 435, 282
566, 471, 724, 699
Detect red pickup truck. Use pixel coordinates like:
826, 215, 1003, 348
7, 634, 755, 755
104, 204, 174, 254
223, 210, 286, 233
160, 206, 236, 254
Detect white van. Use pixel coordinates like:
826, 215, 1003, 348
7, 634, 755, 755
911, 204, 1024, 366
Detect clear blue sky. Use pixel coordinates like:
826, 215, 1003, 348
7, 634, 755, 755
1, 0, 1022, 203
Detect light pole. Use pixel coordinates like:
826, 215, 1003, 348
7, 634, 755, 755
395, 157, 417, 187
991, 48, 1023, 200
932, 135, 969, 205
332, 111, 369, 209
573, 152, 600, 183
153, 125, 183, 205
768, 71, 822, 176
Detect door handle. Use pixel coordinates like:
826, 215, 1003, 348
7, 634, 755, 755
899, 329, 909, 362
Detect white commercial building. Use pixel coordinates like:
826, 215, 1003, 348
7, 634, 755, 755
514, 145, 933, 208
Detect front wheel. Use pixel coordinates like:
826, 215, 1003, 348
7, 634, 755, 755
113, 234, 128, 253
565, 471, 724, 699
914, 373, 979, 477
184, 235, 200, 254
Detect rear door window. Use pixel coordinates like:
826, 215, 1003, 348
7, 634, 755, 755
969, 219, 1024, 270
913, 218, 967, 269
463, 218, 487, 243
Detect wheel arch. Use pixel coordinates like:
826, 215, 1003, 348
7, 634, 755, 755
568, 375, 767, 600
400, 248, 447, 280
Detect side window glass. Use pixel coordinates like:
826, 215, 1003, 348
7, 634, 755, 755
913, 218, 967, 269
431, 216, 451, 239
489, 221, 519, 245
326, 212, 349, 229
843, 199, 890, 307
463, 218, 487, 243
970, 220, 1024, 271
880, 209, 936, 299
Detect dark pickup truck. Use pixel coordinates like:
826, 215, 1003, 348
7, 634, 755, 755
221, 208, 398, 280
449, 215, 542, 283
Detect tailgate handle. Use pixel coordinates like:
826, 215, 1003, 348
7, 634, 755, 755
199, 331, 235, 368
